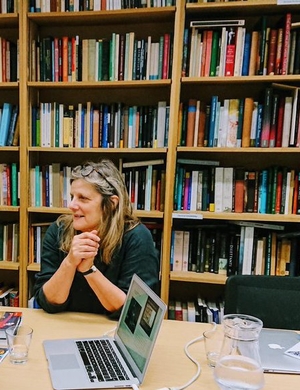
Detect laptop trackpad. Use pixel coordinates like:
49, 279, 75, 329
50, 354, 80, 370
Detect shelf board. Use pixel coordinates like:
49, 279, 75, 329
27, 263, 40, 272
186, 1, 298, 15
28, 147, 167, 154
28, 80, 171, 89
171, 271, 227, 285
0, 261, 19, 270
172, 210, 300, 223
177, 147, 300, 154
28, 7, 176, 26
0, 206, 19, 212
182, 75, 300, 85
0, 13, 18, 27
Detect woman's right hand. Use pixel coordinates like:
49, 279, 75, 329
67, 230, 100, 269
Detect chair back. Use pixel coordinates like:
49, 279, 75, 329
224, 275, 300, 330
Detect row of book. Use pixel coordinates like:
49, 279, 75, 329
179, 83, 300, 149
29, 220, 163, 264
170, 222, 300, 277
28, 0, 174, 12
0, 37, 18, 82
182, 13, 293, 78
123, 159, 166, 211
174, 162, 300, 215
31, 101, 169, 149
29, 160, 166, 212
0, 284, 19, 307
0, 0, 16, 13
33, 31, 173, 82
0, 103, 19, 147
0, 163, 19, 206
168, 297, 224, 324
0, 223, 19, 262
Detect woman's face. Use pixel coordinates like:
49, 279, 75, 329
69, 179, 102, 232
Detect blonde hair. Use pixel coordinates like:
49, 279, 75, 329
57, 159, 140, 264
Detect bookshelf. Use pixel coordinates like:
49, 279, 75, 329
1, 1, 300, 313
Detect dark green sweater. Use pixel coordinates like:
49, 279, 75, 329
33, 222, 159, 317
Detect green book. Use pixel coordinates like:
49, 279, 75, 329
11, 163, 18, 206
209, 30, 220, 76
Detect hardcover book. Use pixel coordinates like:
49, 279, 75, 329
0, 311, 22, 339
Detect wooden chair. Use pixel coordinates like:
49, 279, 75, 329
224, 275, 300, 330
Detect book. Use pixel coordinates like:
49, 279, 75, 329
190, 20, 245, 28
123, 159, 164, 168
260, 87, 272, 147
224, 27, 236, 76
177, 158, 219, 166
0, 103, 13, 146
0, 311, 22, 339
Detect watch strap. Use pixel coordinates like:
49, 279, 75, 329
81, 265, 97, 276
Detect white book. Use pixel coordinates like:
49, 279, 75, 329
242, 226, 254, 275
195, 32, 202, 77
284, 171, 291, 215
190, 170, 199, 211
219, 99, 229, 147
281, 96, 293, 147
196, 170, 203, 211
144, 165, 153, 211
250, 101, 258, 145
187, 301, 196, 322
223, 167, 233, 212
182, 231, 190, 272
157, 101, 167, 147
189, 27, 198, 77
214, 167, 224, 212
234, 27, 246, 76
182, 302, 188, 322
218, 27, 227, 77
172, 230, 184, 272
254, 238, 265, 275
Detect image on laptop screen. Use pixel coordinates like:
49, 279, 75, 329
115, 275, 165, 381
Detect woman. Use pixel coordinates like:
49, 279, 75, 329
33, 159, 160, 317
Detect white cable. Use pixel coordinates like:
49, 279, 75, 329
159, 322, 217, 390
102, 326, 117, 336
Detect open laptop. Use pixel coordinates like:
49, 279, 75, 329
43, 274, 167, 389
259, 328, 300, 374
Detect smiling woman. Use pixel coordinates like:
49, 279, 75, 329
33, 159, 160, 318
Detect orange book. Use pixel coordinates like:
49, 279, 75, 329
275, 169, 283, 214
197, 102, 206, 147
241, 97, 254, 147
200, 30, 207, 77
234, 168, 245, 213
62, 36, 69, 82
92, 108, 100, 148
248, 31, 259, 76
186, 99, 197, 147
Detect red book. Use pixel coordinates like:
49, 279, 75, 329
186, 98, 197, 147
275, 96, 285, 147
267, 28, 277, 75
2, 37, 6, 82
162, 33, 170, 79
204, 30, 213, 77
200, 30, 208, 77
292, 173, 299, 214
54, 37, 59, 81
234, 168, 245, 213
224, 27, 237, 76
5, 164, 11, 206
281, 13, 291, 75
71, 36, 76, 81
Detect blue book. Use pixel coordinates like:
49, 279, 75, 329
35, 165, 40, 207
102, 105, 109, 148
258, 169, 268, 214
0, 103, 13, 146
241, 32, 251, 76
176, 166, 185, 211
255, 104, 263, 147
208, 96, 218, 147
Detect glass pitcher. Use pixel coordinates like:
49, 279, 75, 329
213, 314, 265, 390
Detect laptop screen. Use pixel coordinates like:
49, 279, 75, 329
114, 274, 166, 383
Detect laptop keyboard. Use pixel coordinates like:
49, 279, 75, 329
76, 339, 130, 383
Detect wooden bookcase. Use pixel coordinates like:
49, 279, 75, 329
1, 1, 300, 310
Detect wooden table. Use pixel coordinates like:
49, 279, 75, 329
0, 308, 299, 389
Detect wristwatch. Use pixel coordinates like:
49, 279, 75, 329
81, 265, 97, 276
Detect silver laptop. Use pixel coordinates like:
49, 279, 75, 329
259, 328, 300, 374
43, 274, 167, 389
